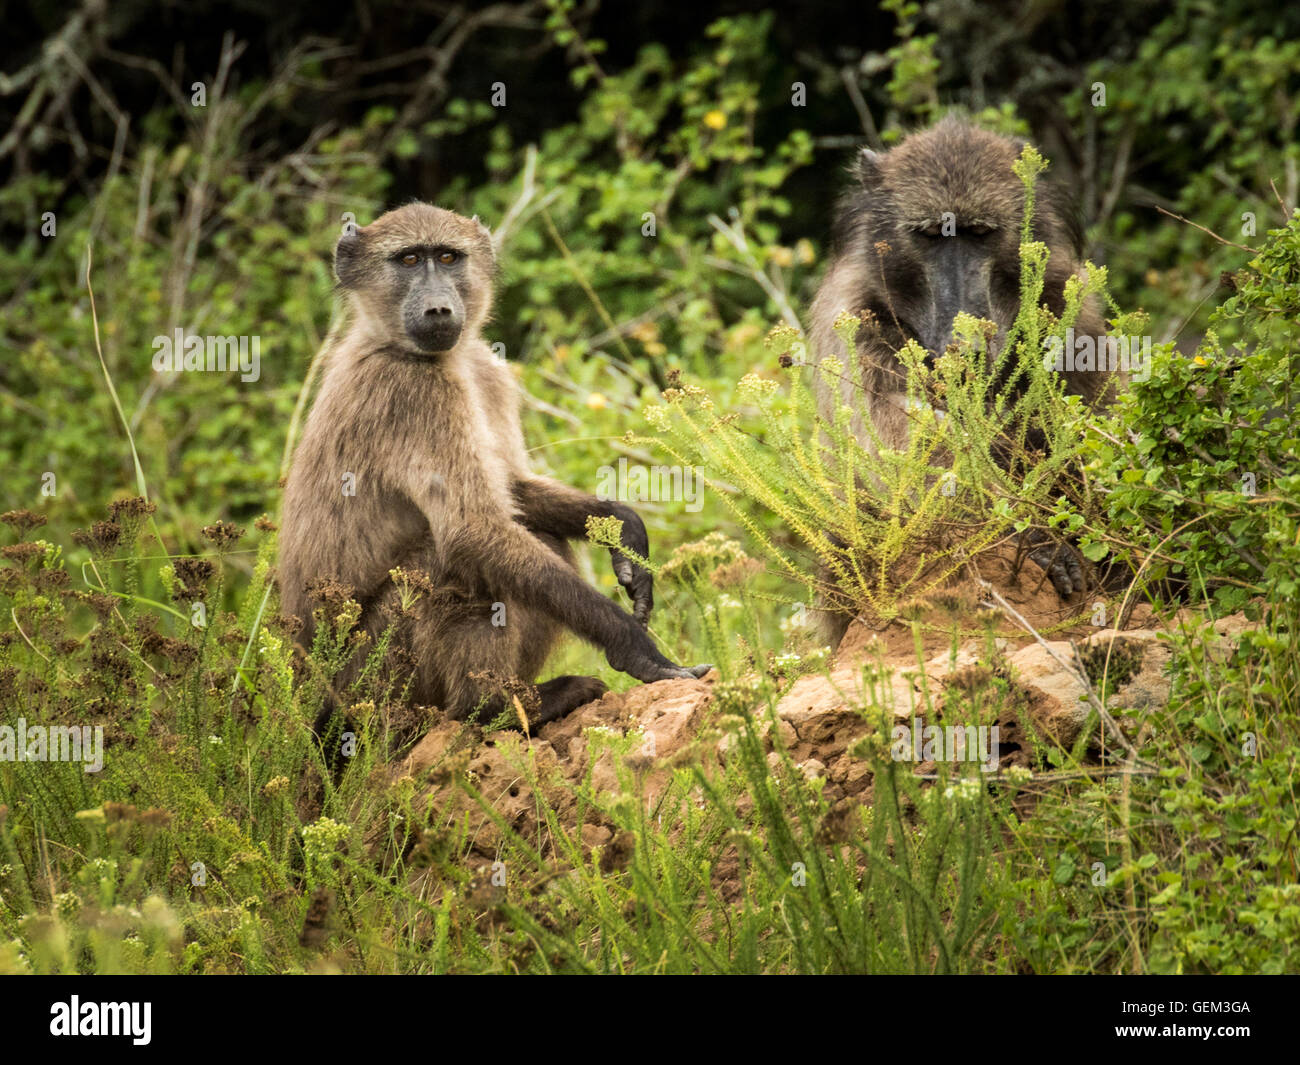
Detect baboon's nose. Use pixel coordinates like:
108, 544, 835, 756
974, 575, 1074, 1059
408, 308, 463, 353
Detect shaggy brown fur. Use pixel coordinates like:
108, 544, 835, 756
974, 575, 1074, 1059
279, 203, 706, 729
809, 118, 1122, 636
811, 117, 1115, 449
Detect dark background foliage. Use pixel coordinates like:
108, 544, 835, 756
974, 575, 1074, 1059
6, 0, 1296, 266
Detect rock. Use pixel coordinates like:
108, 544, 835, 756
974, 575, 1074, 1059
756, 715, 798, 747
717, 731, 738, 760
1211, 613, 1256, 640
400, 730, 571, 855
588, 747, 620, 794
1005, 643, 1091, 745
633, 684, 713, 763
776, 666, 919, 727
798, 758, 826, 780
540, 676, 712, 770
1006, 641, 1074, 682
719, 715, 797, 762
924, 639, 1008, 682
828, 751, 872, 793
402, 722, 467, 779
1087, 627, 1161, 647
386, 593, 1212, 879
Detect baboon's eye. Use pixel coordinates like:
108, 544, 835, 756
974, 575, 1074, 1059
965, 223, 994, 237
400, 253, 420, 267
921, 223, 943, 238
436, 250, 460, 265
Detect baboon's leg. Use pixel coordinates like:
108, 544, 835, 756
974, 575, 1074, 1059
395, 597, 560, 714
391, 556, 568, 719
376, 534, 608, 728
815, 595, 854, 649
813, 531, 855, 649
534, 675, 608, 723
415, 587, 604, 727
468, 674, 608, 729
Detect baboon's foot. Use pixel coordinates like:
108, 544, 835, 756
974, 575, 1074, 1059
1024, 534, 1087, 598
532, 674, 608, 726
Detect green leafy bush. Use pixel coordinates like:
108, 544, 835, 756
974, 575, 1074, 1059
1079, 212, 1300, 611
642, 147, 1123, 625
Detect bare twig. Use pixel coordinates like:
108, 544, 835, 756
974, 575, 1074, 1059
705, 212, 804, 334
492, 144, 562, 255
1154, 205, 1257, 254
839, 66, 883, 150
1269, 177, 1293, 219
0, 0, 107, 157
1096, 121, 1135, 230
538, 206, 668, 390
385, 1, 545, 153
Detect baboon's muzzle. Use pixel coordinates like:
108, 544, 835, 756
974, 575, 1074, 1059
405, 277, 465, 353
407, 311, 463, 353
919, 239, 993, 356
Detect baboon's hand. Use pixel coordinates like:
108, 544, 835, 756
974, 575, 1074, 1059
606, 635, 710, 684
611, 552, 654, 625
619, 657, 714, 684
1028, 541, 1087, 598
609, 505, 654, 624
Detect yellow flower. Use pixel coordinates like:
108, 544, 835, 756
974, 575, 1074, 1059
586, 392, 608, 410
554, 343, 571, 363
769, 246, 794, 268
644, 340, 667, 357
703, 109, 727, 131
794, 238, 816, 265
727, 322, 762, 350
1193, 355, 1208, 366
629, 321, 659, 343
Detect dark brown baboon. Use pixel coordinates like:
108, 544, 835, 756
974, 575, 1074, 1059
279, 203, 707, 729
809, 118, 1121, 638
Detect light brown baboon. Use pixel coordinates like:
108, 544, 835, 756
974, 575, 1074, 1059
278, 203, 707, 729
809, 118, 1120, 637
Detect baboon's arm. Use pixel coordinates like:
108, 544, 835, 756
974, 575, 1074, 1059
459, 517, 702, 683
403, 460, 697, 681
511, 476, 654, 624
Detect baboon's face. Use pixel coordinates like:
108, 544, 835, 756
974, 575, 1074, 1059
837, 120, 1080, 362
335, 204, 495, 355
889, 209, 1020, 359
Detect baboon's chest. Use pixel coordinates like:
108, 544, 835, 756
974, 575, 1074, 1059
419, 376, 518, 512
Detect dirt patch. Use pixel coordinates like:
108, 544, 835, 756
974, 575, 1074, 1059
835, 541, 1134, 664
386, 557, 1202, 874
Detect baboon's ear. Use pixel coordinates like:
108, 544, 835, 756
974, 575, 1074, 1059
471, 214, 496, 261
334, 226, 366, 288
855, 147, 884, 189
